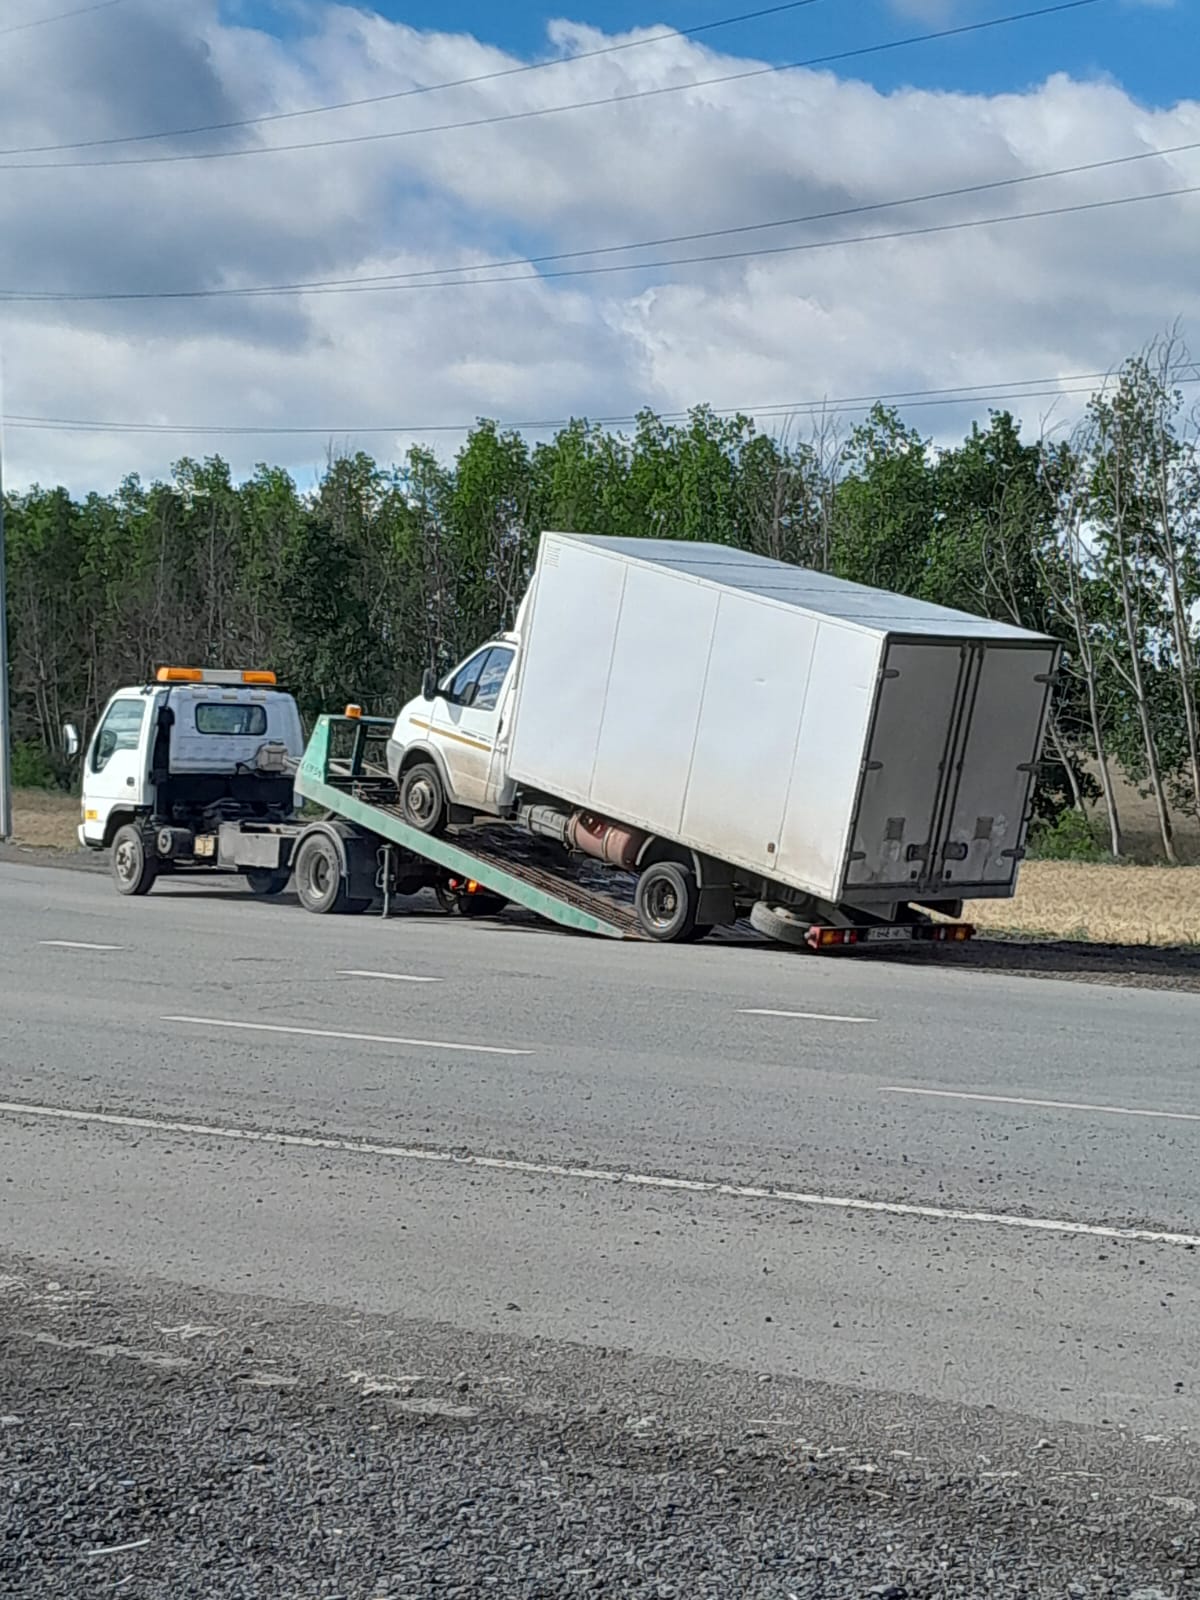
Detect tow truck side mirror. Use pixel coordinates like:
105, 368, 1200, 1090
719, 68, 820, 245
421, 668, 438, 702
62, 723, 80, 761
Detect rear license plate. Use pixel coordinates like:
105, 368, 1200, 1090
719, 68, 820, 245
866, 925, 914, 943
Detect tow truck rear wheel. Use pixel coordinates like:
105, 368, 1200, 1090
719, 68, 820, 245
111, 824, 157, 897
244, 868, 291, 898
293, 832, 369, 915
435, 882, 507, 918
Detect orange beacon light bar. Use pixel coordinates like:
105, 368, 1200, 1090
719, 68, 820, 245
156, 667, 278, 686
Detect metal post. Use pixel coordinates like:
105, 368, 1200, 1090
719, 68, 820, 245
0, 415, 12, 841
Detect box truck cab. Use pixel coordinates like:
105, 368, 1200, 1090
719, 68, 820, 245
74, 667, 305, 895
386, 628, 523, 831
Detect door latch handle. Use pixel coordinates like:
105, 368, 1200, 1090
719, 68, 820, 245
126, 777, 135, 787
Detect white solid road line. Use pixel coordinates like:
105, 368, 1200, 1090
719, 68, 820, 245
39, 940, 123, 952
3, 1098, 1198, 1250
885, 1085, 1200, 1124
739, 1008, 874, 1024
162, 1015, 530, 1057
337, 970, 442, 984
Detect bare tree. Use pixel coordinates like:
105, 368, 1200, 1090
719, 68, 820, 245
1034, 431, 1125, 858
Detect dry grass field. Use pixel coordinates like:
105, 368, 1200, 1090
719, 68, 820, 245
967, 861, 1200, 947
11, 789, 79, 851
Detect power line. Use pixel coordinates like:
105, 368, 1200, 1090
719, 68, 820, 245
0, 0, 1104, 172
4, 138, 1196, 304
0, 1, 826, 157
7, 368, 1198, 438
0, 0, 126, 36
5, 178, 1193, 306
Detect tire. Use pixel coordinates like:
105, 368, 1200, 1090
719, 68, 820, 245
293, 832, 352, 915
434, 883, 462, 916
111, 824, 157, 897
749, 901, 813, 949
399, 762, 446, 835
435, 882, 505, 918
458, 892, 507, 919
244, 868, 291, 897
635, 861, 699, 943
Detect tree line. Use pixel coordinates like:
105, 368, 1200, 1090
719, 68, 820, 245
5, 335, 1198, 861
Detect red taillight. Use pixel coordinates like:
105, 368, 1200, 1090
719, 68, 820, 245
808, 926, 861, 949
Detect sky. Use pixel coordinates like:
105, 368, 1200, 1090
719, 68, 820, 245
0, 0, 1197, 491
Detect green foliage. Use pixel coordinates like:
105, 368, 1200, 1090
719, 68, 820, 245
10, 739, 61, 790
1027, 809, 1108, 863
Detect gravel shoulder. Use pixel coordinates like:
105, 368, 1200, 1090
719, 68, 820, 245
3, 1255, 1198, 1600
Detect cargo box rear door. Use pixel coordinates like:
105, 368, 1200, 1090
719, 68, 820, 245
843, 640, 966, 895
937, 641, 1057, 890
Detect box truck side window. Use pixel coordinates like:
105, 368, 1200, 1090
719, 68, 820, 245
195, 703, 268, 736
444, 651, 489, 706
473, 647, 515, 712
91, 699, 145, 772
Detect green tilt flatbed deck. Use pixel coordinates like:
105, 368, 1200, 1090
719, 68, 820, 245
294, 715, 640, 940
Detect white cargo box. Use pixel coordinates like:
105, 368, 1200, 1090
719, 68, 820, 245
506, 534, 1059, 905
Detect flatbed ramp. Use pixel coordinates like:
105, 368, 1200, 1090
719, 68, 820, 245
294, 715, 641, 939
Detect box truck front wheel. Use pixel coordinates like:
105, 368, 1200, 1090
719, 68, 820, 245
635, 861, 701, 943
111, 824, 158, 897
399, 762, 447, 835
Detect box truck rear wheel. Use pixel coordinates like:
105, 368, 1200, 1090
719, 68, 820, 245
635, 861, 699, 943
399, 762, 446, 835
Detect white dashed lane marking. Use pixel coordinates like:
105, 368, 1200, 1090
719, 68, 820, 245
162, 1014, 530, 1057
739, 1008, 874, 1024
39, 940, 123, 952
336, 970, 442, 984
884, 1085, 1200, 1123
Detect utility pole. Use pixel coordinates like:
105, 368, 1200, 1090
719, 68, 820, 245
0, 370, 11, 841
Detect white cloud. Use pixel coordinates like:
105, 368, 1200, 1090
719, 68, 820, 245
0, 0, 1196, 491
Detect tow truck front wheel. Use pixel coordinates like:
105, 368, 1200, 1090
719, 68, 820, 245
111, 824, 157, 897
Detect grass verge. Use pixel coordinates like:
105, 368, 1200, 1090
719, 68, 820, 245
11, 788, 80, 851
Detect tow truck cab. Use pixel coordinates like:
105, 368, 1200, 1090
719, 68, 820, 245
75, 668, 304, 888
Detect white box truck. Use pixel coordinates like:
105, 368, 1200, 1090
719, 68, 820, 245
386, 534, 1059, 947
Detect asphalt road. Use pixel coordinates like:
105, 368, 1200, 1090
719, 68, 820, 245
3, 858, 1199, 1595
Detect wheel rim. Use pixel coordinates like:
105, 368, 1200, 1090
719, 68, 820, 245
114, 838, 139, 884
307, 851, 332, 899
407, 776, 438, 826
643, 876, 680, 929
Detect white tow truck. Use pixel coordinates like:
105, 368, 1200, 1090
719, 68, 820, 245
71, 667, 305, 896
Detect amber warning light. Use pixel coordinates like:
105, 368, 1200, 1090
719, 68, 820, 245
156, 667, 278, 686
